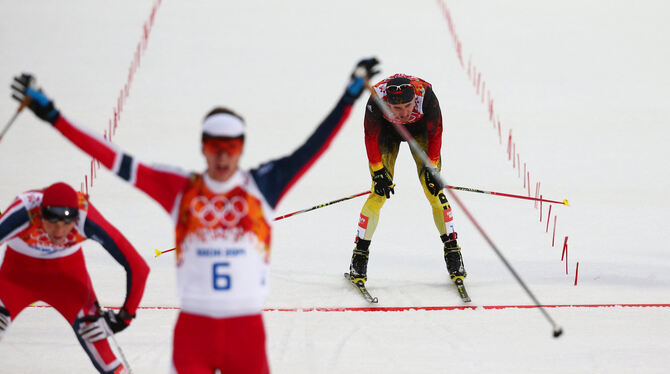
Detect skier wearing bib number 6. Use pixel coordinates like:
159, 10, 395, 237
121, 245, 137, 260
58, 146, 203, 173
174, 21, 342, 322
10, 58, 379, 373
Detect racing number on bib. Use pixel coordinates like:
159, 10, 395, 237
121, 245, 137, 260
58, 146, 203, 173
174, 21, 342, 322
212, 262, 231, 290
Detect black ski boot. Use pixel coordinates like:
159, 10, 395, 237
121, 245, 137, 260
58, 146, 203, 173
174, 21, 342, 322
349, 239, 371, 283
442, 233, 466, 281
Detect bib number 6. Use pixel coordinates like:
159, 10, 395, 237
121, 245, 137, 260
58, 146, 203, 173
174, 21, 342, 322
212, 262, 231, 290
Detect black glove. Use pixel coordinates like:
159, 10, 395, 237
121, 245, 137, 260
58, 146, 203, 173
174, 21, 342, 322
346, 57, 380, 99
372, 167, 395, 198
77, 308, 133, 342
0, 306, 10, 333
424, 166, 442, 196
10, 73, 60, 125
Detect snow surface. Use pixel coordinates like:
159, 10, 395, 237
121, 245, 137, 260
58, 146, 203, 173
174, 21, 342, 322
1, 0, 669, 373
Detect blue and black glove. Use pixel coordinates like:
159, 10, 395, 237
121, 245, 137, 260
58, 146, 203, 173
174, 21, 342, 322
373, 167, 395, 198
423, 166, 442, 196
346, 57, 380, 99
11, 73, 60, 125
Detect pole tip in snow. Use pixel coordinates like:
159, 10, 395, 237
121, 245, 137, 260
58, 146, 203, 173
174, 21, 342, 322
553, 327, 563, 338
563, 199, 569, 206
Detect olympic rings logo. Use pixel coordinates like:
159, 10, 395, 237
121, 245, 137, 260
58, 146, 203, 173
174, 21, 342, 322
189, 195, 249, 227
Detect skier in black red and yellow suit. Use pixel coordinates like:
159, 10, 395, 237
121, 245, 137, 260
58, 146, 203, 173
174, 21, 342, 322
349, 74, 466, 285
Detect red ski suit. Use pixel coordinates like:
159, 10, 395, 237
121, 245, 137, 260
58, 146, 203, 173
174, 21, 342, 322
0, 189, 150, 373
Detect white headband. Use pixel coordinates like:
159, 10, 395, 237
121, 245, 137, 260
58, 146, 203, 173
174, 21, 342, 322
202, 113, 245, 137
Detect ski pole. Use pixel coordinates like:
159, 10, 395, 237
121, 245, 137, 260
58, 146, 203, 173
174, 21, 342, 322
365, 79, 563, 338
0, 96, 32, 143
274, 190, 371, 221
155, 248, 172, 257
154, 190, 373, 257
152, 181, 566, 257
109, 334, 133, 374
447, 185, 569, 206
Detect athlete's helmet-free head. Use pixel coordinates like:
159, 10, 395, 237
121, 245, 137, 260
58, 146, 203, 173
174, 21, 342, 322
201, 107, 245, 156
201, 107, 246, 182
385, 77, 415, 105
41, 182, 79, 223
202, 108, 245, 140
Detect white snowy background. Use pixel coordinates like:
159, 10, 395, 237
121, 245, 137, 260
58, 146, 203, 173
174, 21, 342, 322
1, 0, 669, 372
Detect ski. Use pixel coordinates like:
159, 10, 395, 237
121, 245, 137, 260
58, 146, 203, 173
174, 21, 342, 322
344, 272, 378, 303
453, 277, 471, 302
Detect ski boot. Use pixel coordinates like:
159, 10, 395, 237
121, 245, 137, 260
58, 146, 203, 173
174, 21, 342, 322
442, 233, 467, 281
349, 239, 371, 284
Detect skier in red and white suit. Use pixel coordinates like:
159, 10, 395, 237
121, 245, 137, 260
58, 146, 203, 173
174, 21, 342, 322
11, 58, 379, 373
0, 182, 150, 374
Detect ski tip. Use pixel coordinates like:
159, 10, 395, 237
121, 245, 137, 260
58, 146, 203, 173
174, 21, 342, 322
563, 199, 569, 206
154, 248, 162, 258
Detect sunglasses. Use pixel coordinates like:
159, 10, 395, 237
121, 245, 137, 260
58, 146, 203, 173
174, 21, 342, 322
41, 206, 79, 224
203, 137, 244, 155
386, 83, 413, 94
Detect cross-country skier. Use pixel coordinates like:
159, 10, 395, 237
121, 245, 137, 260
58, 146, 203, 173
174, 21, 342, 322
10, 58, 379, 373
0, 181, 150, 374
349, 74, 467, 286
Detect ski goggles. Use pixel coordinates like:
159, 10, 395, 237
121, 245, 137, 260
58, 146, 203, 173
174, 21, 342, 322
41, 206, 79, 224
386, 83, 413, 94
202, 137, 244, 156
386, 83, 415, 104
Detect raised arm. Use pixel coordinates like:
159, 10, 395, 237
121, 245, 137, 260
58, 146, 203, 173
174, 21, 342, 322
10, 74, 190, 215
251, 58, 380, 208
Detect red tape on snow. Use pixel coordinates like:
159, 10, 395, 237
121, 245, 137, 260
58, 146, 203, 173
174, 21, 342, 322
27, 303, 670, 312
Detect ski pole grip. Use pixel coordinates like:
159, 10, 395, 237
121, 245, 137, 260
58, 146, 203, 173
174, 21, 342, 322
17, 96, 32, 113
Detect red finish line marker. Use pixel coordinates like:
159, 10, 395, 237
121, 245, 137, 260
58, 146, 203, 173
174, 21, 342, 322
561, 236, 567, 260
497, 118, 501, 144
517, 154, 520, 178
507, 130, 512, 160
565, 249, 568, 274
552, 215, 557, 247
562, 236, 569, 274
28, 303, 670, 312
